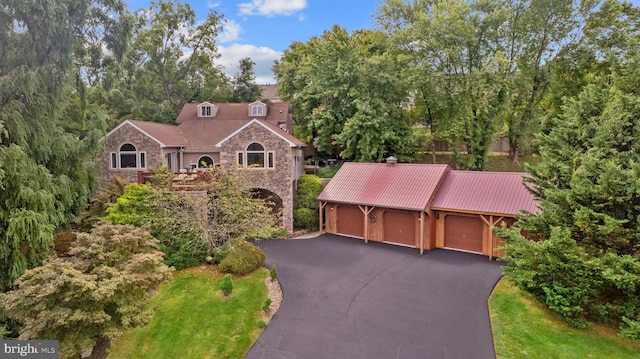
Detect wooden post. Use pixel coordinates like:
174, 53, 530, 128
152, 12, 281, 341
419, 211, 425, 255
358, 205, 374, 243
480, 215, 504, 261
319, 202, 327, 234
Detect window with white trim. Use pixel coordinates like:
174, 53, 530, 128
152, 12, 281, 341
110, 143, 146, 169
250, 103, 264, 116
237, 143, 274, 169
197, 155, 214, 168
197, 103, 214, 117
119, 143, 137, 168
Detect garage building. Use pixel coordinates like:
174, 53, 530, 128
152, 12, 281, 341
317, 160, 539, 258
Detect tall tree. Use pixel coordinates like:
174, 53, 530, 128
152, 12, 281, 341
496, 45, 640, 338
274, 26, 416, 162
0, 0, 127, 291
500, 0, 597, 164
106, 0, 231, 124
376, 0, 508, 170
231, 58, 263, 102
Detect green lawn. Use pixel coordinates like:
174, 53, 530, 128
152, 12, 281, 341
489, 278, 640, 359
108, 266, 268, 359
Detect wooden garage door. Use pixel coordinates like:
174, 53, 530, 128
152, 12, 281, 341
384, 211, 416, 247
445, 215, 483, 253
337, 206, 364, 238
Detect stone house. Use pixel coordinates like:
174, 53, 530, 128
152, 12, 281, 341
102, 101, 306, 230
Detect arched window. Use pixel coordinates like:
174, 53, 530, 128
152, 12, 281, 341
247, 143, 265, 167
238, 143, 274, 169
110, 143, 146, 169
197, 155, 214, 168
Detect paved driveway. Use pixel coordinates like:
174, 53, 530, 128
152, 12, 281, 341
247, 234, 503, 359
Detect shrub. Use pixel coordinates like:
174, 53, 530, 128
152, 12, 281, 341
217, 239, 266, 275
220, 274, 233, 296
104, 184, 154, 226
269, 265, 277, 282
262, 298, 272, 312
257, 320, 266, 328
294, 208, 318, 229
295, 174, 323, 209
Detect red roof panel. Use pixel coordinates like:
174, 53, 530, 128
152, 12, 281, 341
431, 171, 539, 215
317, 163, 450, 211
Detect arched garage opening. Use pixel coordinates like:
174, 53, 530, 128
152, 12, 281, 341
251, 188, 284, 226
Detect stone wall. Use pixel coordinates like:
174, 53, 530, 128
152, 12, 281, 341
101, 123, 163, 184
218, 122, 296, 231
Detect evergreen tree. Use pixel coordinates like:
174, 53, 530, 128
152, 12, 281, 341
0, 0, 127, 291
496, 44, 640, 338
231, 58, 263, 102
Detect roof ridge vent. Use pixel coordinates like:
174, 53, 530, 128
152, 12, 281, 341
386, 156, 398, 167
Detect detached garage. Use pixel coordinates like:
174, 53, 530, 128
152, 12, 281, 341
318, 159, 539, 258
318, 160, 450, 253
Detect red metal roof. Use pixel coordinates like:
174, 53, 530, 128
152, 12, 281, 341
317, 163, 450, 211
431, 171, 539, 216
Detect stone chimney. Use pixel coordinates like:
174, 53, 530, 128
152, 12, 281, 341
386, 156, 398, 167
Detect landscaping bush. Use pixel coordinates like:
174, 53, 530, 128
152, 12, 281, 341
216, 239, 266, 275
262, 298, 272, 312
295, 174, 324, 209
269, 265, 277, 282
294, 208, 319, 229
104, 184, 154, 226
293, 175, 323, 230
220, 274, 233, 296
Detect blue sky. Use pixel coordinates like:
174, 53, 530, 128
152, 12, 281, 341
124, 0, 381, 84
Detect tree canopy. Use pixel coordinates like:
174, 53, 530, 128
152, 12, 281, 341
0, 0, 127, 291
274, 26, 417, 162
1, 222, 172, 358
496, 43, 640, 338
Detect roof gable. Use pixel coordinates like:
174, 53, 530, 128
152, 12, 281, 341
317, 163, 451, 211
106, 120, 185, 148
431, 171, 539, 216
215, 119, 304, 147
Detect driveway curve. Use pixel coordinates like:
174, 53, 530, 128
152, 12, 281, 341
248, 234, 503, 359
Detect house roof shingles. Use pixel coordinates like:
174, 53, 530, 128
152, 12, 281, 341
317, 163, 451, 211
127, 120, 186, 147
431, 171, 539, 216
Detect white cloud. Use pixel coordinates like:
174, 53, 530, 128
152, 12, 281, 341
218, 19, 243, 43
238, 0, 307, 17
207, 1, 221, 9
216, 44, 282, 84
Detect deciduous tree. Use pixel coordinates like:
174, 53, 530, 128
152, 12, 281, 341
1, 223, 173, 358
274, 26, 416, 162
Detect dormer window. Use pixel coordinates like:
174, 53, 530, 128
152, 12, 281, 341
249, 101, 266, 117
197, 102, 215, 118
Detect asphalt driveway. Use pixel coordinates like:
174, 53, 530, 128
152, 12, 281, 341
247, 234, 503, 359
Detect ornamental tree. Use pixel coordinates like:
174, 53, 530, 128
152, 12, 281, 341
0, 222, 173, 358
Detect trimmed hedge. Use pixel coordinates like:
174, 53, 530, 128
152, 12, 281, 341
294, 208, 319, 229
214, 239, 266, 275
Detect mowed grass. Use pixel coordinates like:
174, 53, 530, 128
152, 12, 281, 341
108, 266, 268, 359
489, 278, 640, 359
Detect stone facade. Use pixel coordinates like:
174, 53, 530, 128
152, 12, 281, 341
218, 122, 298, 230
101, 123, 163, 184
